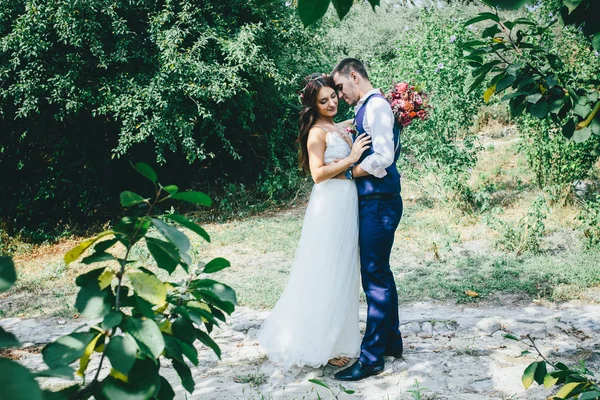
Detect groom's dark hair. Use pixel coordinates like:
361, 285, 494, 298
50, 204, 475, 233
331, 58, 369, 81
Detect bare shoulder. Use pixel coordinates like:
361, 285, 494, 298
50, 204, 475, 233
307, 126, 327, 143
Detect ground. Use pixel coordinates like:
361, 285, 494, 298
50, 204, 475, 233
3, 299, 600, 399
1, 131, 600, 399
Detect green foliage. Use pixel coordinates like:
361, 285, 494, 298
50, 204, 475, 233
462, 0, 600, 141
485, 196, 549, 255
308, 378, 355, 399
0, 0, 327, 240
579, 193, 600, 248
517, 114, 600, 191
0, 163, 236, 399
510, 334, 600, 399
408, 379, 431, 400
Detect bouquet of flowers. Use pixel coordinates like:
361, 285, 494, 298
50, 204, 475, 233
386, 82, 431, 127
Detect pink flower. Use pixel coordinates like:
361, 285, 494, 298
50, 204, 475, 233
396, 82, 408, 93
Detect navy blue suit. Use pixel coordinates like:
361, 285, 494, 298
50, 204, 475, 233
354, 93, 403, 366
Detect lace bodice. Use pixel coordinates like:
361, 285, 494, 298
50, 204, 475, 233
323, 130, 351, 164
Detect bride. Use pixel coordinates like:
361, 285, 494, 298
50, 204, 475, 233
257, 73, 371, 370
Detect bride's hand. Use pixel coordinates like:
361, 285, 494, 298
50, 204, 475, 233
349, 133, 371, 163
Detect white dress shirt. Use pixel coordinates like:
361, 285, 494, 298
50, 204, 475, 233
354, 89, 395, 178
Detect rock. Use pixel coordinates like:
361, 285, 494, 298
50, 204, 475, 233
475, 318, 501, 335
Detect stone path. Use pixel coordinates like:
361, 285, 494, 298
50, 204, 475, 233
3, 300, 600, 399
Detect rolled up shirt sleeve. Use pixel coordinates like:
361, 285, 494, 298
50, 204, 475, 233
359, 96, 395, 178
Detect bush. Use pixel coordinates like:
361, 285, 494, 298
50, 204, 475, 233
0, 0, 328, 240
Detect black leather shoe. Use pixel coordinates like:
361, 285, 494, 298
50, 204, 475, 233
333, 360, 384, 381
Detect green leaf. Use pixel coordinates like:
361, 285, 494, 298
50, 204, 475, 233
0, 327, 21, 348
41, 385, 79, 400
593, 33, 600, 52
562, 118, 576, 139
590, 116, 600, 135
573, 103, 592, 118
169, 191, 212, 206
173, 359, 195, 393
191, 289, 235, 314
81, 251, 115, 265
146, 237, 181, 274
163, 214, 211, 243
151, 218, 191, 265
496, 75, 516, 93
530, 101, 549, 118
172, 317, 197, 344
481, 0, 529, 9
100, 358, 160, 400
465, 61, 502, 94
502, 333, 520, 341
157, 376, 175, 400
332, 0, 352, 19
580, 391, 600, 400
464, 12, 500, 26
526, 93, 543, 104
340, 384, 355, 394
512, 17, 536, 26
186, 301, 220, 327
74, 268, 114, 318
0, 256, 16, 292
482, 25, 502, 38
203, 258, 231, 273
0, 358, 43, 400
42, 332, 96, 368
572, 126, 592, 143
190, 279, 238, 307
533, 361, 547, 385
105, 335, 138, 377
120, 191, 147, 207
162, 185, 179, 195
122, 317, 165, 359
133, 162, 157, 183
309, 379, 331, 389
102, 311, 123, 331
563, 0, 584, 14
522, 362, 537, 389
129, 271, 167, 306
179, 339, 199, 366
196, 329, 221, 359
163, 335, 184, 363
550, 98, 565, 114
32, 366, 75, 379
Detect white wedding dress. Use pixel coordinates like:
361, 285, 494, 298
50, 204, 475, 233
257, 128, 360, 370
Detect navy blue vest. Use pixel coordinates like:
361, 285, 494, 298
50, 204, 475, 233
354, 93, 402, 196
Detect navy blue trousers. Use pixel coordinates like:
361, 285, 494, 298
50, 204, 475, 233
358, 195, 403, 366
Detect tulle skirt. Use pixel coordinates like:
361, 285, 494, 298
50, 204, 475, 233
257, 179, 360, 370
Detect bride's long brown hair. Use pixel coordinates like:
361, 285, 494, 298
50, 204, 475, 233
297, 73, 337, 174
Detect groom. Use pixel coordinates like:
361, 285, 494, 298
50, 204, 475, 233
332, 58, 404, 381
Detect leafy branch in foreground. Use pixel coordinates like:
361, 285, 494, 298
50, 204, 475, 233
462, 0, 600, 143
1, 162, 236, 400
504, 333, 600, 399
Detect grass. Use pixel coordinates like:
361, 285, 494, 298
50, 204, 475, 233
2, 135, 600, 318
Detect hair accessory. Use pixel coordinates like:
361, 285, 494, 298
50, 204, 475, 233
298, 73, 329, 103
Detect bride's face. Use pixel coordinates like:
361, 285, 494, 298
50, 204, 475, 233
315, 86, 338, 118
